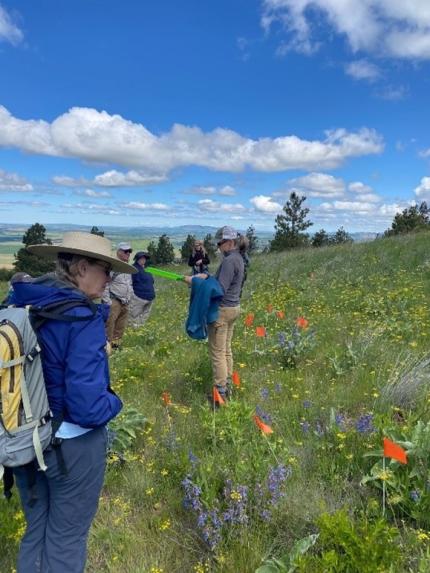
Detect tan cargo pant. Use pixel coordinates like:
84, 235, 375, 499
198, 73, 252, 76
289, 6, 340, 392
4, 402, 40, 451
208, 306, 240, 388
106, 298, 129, 345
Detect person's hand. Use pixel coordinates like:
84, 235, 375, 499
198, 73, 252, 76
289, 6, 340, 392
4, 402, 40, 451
196, 259, 202, 265
194, 273, 209, 280
184, 275, 193, 286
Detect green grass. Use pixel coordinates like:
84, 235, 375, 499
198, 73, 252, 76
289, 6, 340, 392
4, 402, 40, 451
2, 232, 430, 572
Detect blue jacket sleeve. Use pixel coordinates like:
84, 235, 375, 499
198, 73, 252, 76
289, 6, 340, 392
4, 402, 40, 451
62, 309, 122, 427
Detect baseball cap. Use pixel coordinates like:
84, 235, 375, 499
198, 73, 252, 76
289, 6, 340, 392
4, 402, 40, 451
117, 242, 132, 252
215, 226, 238, 242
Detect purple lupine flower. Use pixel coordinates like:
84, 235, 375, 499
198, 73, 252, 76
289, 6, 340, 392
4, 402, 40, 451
267, 464, 292, 505
300, 421, 311, 434
188, 450, 200, 470
355, 414, 374, 434
303, 400, 312, 409
315, 421, 325, 436
181, 476, 203, 512
278, 333, 286, 346
274, 383, 282, 393
410, 490, 420, 502
335, 413, 346, 430
256, 405, 272, 425
260, 387, 270, 400
223, 482, 249, 525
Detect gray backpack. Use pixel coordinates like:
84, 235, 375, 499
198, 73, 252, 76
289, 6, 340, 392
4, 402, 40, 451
0, 300, 96, 498
0, 307, 52, 482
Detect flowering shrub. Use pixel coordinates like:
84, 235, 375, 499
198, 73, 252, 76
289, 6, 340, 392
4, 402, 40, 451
277, 324, 316, 368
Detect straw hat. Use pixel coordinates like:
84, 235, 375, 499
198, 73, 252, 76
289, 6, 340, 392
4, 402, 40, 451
27, 232, 137, 274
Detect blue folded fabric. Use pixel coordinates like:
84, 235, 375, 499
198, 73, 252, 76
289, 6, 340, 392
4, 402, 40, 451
185, 276, 224, 340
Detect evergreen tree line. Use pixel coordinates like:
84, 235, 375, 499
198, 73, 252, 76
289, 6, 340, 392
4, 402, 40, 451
11, 196, 429, 276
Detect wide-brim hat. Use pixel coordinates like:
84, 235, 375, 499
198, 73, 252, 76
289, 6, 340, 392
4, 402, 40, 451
27, 231, 137, 274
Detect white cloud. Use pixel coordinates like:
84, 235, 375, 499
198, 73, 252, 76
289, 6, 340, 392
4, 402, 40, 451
61, 202, 121, 216
0, 168, 33, 191
262, 0, 430, 60
348, 181, 373, 194
250, 195, 283, 213
121, 201, 169, 210
419, 148, 430, 159
53, 169, 166, 188
345, 60, 380, 81
0, 105, 383, 173
414, 176, 430, 197
53, 175, 87, 187
93, 170, 167, 187
198, 199, 246, 213
0, 5, 23, 45
219, 185, 236, 196
74, 188, 112, 198
187, 186, 217, 195
375, 85, 408, 101
283, 172, 345, 198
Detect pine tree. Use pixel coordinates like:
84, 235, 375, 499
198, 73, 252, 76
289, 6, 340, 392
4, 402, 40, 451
90, 226, 105, 237
311, 229, 330, 247
14, 223, 56, 276
385, 202, 430, 236
147, 240, 158, 264
331, 226, 353, 244
245, 225, 259, 254
270, 192, 313, 252
180, 234, 195, 262
203, 233, 217, 259
156, 234, 175, 264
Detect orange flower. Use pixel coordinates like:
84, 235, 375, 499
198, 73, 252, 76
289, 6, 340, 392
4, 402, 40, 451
161, 391, 171, 406
255, 326, 267, 337
244, 313, 255, 327
296, 316, 309, 329
232, 371, 241, 387
267, 304, 273, 313
276, 310, 285, 319
253, 415, 273, 434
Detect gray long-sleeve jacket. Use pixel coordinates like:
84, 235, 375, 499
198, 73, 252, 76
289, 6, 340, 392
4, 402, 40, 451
215, 249, 245, 307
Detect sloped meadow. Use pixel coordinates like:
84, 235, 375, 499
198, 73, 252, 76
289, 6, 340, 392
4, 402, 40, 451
2, 233, 430, 572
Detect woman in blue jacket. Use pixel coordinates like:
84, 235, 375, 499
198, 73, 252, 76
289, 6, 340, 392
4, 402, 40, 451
12, 232, 136, 573
129, 251, 155, 327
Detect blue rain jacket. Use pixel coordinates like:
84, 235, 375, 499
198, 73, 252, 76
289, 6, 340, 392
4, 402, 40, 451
132, 262, 155, 301
185, 276, 224, 340
12, 275, 122, 428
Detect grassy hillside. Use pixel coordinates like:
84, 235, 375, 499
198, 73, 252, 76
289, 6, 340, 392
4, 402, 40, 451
2, 233, 430, 572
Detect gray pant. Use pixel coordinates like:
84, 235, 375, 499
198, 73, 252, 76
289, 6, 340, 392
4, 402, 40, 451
128, 294, 153, 327
14, 426, 107, 573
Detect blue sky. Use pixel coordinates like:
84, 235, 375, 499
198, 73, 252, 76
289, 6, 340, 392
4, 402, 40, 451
0, 0, 429, 233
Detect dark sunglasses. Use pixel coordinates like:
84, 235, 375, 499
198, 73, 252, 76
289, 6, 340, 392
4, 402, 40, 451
93, 261, 112, 276
121, 249, 132, 254
217, 240, 227, 247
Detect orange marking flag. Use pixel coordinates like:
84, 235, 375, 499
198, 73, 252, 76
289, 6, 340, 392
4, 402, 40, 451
244, 313, 255, 327
276, 311, 285, 319
212, 386, 226, 405
255, 326, 266, 337
161, 391, 171, 406
296, 316, 309, 329
232, 371, 241, 387
383, 437, 407, 464
253, 415, 273, 434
